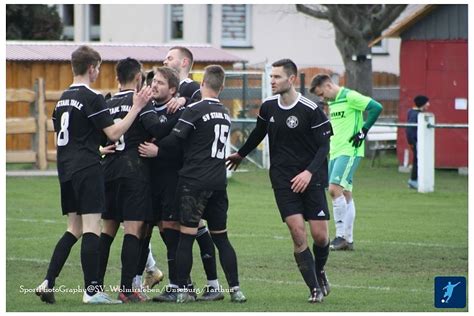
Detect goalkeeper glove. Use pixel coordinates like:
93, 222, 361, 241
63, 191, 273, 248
349, 127, 368, 148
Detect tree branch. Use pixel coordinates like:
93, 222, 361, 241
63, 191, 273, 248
369, 4, 408, 36
327, 5, 362, 39
295, 4, 329, 20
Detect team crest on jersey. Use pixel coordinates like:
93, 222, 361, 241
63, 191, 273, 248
158, 115, 167, 123
286, 116, 299, 128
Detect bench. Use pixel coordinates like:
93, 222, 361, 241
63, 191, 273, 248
366, 126, 397, 166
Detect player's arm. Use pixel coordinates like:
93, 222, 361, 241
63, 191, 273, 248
363, 99, 383, 130
147, 106, 198, 155
226, 116, 268, 171
291, 112, 332, 193
167, 83, 201, 113
166, 97, 186, 114
349, 98, 383, 148
138, 136, 182, 159
103, 86, 153, 142
141, 109, 182, 142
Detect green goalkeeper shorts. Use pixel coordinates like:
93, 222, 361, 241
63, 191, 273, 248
328, 155, 362, 191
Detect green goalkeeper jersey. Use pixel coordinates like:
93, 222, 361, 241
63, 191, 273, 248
328, 87, 372, 159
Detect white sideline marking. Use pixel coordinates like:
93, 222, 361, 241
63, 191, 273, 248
229, 233, 466, 249
7, 218, 62, 224
7, 218, 467, 249
6, 257, 429, 293
242, 277, 430, 293
10, 237, 51, 241
7, 257, 120, 271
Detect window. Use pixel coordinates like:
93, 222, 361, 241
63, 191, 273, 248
55, 4, 100, 41
89, 4, 100, 41
371, 38, 388, 54
59, 4, 74, 40
169, 4, 183, 40
221, 4, 251, 47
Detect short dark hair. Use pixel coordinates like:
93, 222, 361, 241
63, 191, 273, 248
155, 66, 180, 97
272, 59, 297, 77
115, 57, 142, 85
309, 74, 332, 93
203, 65, 225, 92
71, 45, 102, 76
414, 95, 429, 107
170, 46, 194, 70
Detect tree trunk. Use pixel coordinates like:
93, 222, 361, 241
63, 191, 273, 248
334, 29, 373, 96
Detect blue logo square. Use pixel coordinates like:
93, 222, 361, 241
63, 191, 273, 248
434, 276, 466, 308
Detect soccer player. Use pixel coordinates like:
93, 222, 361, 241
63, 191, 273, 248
163, 46, 202, 112
309, 74, 383, 251
157, 65, 246, 303
97, 57, 170, 303
227, 59, 332, 303
35, 46, 152, 304
138, 66, 189, 302
138, 46, 222, 297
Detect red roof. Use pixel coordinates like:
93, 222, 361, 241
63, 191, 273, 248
6, 41, 245, 63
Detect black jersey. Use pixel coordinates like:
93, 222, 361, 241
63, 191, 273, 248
179, 78, 201, 106
171, 98, 231, 190
102, 90, 161, 182
52, 84, 114, 183
151, 101, 184, 171
241, 93, 332, 189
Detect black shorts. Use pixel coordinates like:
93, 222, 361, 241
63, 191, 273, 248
175, 183, 228, 231
273, 185, 330, 222
60, 164, 105, 215
103, 178, 153, 222
151, 169, 179, 223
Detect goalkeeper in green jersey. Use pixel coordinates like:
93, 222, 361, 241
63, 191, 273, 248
310, 74, 382, 251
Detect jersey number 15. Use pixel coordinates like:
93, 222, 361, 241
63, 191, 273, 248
211, 124, 229, 159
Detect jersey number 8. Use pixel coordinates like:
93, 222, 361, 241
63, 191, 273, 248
57, 112, 70, 146
113, 118, 126, 151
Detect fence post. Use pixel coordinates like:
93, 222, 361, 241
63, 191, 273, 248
262, 63, 272, 100
36, 78, 48, 170
417, 113, 435, 193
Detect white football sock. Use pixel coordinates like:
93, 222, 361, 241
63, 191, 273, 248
332, 195, 347, 238
145, 244, 156, 271
132, 275, 142, 289
208, 279, 220, 289
344, 199, 356, 243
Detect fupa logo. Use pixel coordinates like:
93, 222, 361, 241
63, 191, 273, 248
434, 276, 466, 308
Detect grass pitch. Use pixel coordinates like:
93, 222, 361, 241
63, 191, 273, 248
6, 154, 468, 312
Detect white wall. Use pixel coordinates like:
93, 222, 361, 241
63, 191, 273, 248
215, 4, 400, 74
101, 4, 166, 43
99, 4, 401, 74
372, 38, 401, 74
183, 5, 208, 44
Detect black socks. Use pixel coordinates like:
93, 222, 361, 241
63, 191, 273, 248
313, 242, 329, 273
294, 247, 319, 290
98, 233, 114, 287
120, 234, 140, 293
45, 231, 78, 288
175, 233, 196, 288
163, 228, 180, 284
81, 232, 100, 296
196, 226, 218, 281
211, 232, 239, 288
136, 235, 151, 276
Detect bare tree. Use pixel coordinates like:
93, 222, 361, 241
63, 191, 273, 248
296, 4, 407, 96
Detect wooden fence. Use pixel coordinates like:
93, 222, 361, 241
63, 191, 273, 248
6, 78, 116, 170
6, 78, 51, 169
